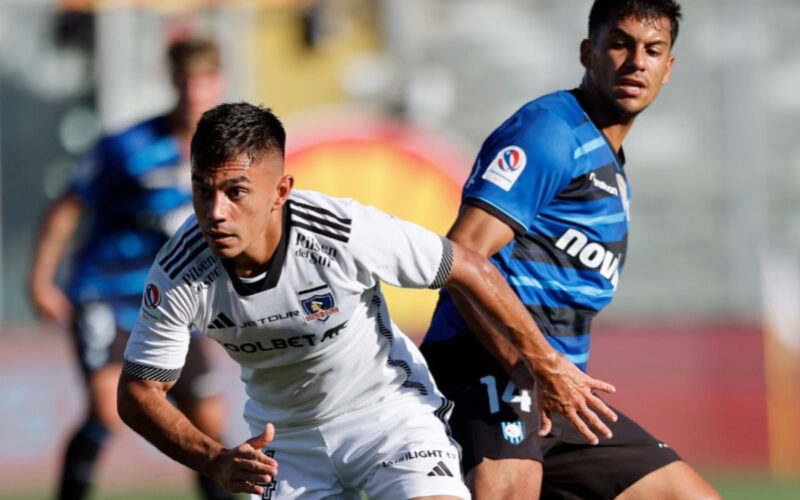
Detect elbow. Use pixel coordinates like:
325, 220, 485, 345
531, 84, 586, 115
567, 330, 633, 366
116, 375, 140, 428
116, 386, 133, 427
445, 243, 497, 292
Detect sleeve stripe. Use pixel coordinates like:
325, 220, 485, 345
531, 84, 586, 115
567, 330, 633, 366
122, 360, 182, 382
292, 220, 350, 242
159, 224, 201, 269
429, 237, 454, 289
289, 200, 352, 224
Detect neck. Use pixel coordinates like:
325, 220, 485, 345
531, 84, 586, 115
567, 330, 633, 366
232, 204, 285, 278
169, 106, 199, 158
576, 82, 636, 153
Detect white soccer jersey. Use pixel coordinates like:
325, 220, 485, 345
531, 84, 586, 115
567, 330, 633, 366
123, 189, 455, 429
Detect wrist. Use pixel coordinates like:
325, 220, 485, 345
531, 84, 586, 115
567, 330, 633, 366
524, 348, 562, 379
201, 445, 228, 478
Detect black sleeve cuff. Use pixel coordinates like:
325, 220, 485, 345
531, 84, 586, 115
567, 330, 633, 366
429, 237, 455, 289
122, 359, 182, 382
463, 197, 527, 237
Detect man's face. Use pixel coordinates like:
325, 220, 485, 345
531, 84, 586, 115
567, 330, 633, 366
191, 152, 290, 262
174, 64, 225, 123
581, 14, 675, 117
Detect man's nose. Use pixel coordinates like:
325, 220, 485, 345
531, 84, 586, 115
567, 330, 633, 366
629, 45, 647, 71
209, 193, 227, 221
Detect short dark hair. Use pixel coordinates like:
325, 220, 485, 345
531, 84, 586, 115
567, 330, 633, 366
167, 36, 221, 77
191, 102, 286, 171
588, 0, 682, 46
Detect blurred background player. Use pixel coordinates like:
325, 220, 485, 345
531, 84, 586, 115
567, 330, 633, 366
421, 1, 722, 499
27, 36, 233, 500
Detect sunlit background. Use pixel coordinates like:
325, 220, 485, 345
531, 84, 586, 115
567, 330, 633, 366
2, 0, 800, 498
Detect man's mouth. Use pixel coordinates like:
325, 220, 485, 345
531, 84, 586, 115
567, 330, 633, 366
616, 77, 646, 96
206, 229, 235, 244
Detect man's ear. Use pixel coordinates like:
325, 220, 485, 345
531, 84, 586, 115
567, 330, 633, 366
579, 38, 593, 70
662, 54, 675, 85
274, 174, 294, 208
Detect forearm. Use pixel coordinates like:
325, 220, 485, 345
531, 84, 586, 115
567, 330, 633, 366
117, 373, 225, 477
29, 194, 82, 286
447, 286, 522, 374
445, 244, 559, 378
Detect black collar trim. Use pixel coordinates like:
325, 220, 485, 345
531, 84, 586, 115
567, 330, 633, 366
223, 204, 291, 296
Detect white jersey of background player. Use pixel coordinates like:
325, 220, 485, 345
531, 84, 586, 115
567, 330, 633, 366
117, 102, 617, 500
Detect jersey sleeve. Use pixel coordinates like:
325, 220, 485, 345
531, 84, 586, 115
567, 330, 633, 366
462, 106, 574, 235
347, 201, 454, 290
122, 260, 197, 382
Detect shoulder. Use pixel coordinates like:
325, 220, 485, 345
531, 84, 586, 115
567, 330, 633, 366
526, 90, 586, 127
287, 190, 355, 244
481, 91, 582, 167
100, 115, 168, 157
502, 91, 582, 142
154, 214, 219, 286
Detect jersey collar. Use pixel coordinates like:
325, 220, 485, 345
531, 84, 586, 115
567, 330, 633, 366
222, 204, 291, 296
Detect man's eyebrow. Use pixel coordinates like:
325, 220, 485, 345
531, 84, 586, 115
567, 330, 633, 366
607, 27, 633, 39
191, 174, 252, 187
607, 27, 670, 46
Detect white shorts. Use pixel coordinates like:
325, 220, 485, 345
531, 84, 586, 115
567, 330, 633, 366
248, 396, 470, 500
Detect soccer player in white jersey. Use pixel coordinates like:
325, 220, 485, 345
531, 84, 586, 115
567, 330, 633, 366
117, 102, 617, 500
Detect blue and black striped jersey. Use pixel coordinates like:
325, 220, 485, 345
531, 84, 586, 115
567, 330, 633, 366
67, 115, 193, 331
423, 90, 629, 371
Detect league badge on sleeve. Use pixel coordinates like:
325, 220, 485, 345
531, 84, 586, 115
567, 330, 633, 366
141, 283, 162, 322
302, 293, 339, 322
143, 284, 161, 309
481, 145, 527, 191
501, 420, 525, 445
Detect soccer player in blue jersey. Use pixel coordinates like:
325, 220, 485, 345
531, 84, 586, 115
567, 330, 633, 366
420, 1, 722, 499
28, 37, 234, 500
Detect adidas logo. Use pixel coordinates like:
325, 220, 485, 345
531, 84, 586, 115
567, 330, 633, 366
427, 461, 454, 477
207, 312, 236, 329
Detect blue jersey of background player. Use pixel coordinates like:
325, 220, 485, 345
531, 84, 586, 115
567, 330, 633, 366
67, 114, 194, 335
421, 1, 722, 500
28, 37, 234, 500
427, 89, 629, 372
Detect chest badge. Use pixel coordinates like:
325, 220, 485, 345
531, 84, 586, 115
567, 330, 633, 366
301, 293, 339, 322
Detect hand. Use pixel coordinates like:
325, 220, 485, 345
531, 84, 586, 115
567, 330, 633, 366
29, 280, 73, 326
531, 353, 617, 445
208, 423, 279, 495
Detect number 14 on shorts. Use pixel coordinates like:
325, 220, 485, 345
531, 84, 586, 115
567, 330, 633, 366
479, 375, 532, 413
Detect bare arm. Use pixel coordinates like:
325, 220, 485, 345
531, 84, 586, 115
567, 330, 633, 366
28, 193, 83, 324
446, 205, 523, 377
444, 205, 617, 443
117, 372, 278, 495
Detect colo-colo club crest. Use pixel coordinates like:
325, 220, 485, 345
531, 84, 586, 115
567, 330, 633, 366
301, 293, 338, 322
